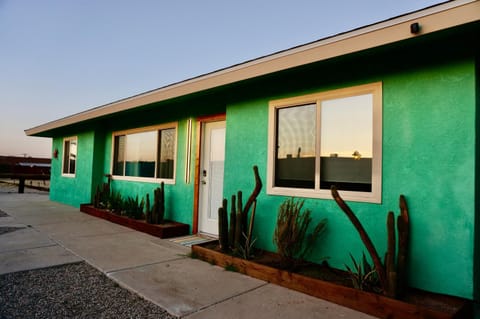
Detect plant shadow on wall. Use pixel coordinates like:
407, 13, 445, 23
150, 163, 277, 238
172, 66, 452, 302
191, 167, 472, 319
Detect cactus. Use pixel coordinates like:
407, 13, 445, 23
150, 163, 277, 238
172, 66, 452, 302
228, 194, 236, 248
145, 193, 152, 224
244, 200, 257, 256
158, 182, 165, 223
396, 195, 410, 298
218, 207, 228, 252
385, 211, 397, 298
331, 186, 410, 298
151, 182, 166, 224
234, 209, 242, 251
94, 185, 101, 208
93, 182, 111, 209
218, 199, 229, 251
217, 166, 262, 256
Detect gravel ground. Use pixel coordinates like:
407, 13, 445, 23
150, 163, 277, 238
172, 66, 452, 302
0, 262, 177, 319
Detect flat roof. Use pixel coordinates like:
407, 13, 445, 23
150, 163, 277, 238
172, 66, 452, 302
25, 0, 479, 136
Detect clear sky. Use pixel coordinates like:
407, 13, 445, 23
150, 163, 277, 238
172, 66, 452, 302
0, 0, 442, 158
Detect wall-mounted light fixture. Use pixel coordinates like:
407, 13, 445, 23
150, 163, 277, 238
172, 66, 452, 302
53, 148, 59, 159
410, 22, 421, 34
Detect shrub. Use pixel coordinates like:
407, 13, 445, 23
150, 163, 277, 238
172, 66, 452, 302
123, 195, 145, 220
273, 198, 327, 270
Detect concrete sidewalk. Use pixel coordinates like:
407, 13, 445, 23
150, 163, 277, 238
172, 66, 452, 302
0, 193, 376, 318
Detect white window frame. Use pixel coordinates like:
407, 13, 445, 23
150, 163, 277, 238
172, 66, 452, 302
62, 136, 77, 177
111, 123, 178, 184
267, 82, 382, 203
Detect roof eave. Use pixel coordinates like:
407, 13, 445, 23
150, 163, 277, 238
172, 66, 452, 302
25, 0, 480, 136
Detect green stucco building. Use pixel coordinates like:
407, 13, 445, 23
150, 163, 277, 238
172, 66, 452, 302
26, 0, 480, 310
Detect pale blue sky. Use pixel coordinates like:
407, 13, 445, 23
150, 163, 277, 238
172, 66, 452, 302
0, 0, 442, 158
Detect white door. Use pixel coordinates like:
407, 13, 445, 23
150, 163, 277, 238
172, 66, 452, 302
198, 121, 226, 235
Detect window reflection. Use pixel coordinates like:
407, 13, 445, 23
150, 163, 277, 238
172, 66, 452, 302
320, 94, 372, 192
273, 93, 374, 192
124, 131, 156, 178
275, 104, 316, 188
158, 128, 175, 179
63, 138, 77, 175
113, 127, 176, 180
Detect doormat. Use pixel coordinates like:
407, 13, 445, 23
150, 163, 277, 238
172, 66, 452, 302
170, 234, 217, 247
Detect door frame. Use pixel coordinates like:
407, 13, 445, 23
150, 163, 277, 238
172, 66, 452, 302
193, 113, 226, 234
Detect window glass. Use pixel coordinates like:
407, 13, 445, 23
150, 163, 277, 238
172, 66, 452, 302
124, 131, 156, 178
112, 125, 176, 181
63, 141, 70, 174
62, 138, 77, 175
320, 94, 372, 192
268, 82, 382, 202
113, 135, 125, 176
158, 128, 175, 179
275, 104, 316, 188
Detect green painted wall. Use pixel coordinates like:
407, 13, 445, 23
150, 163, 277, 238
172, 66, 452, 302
474, 56, 480, 308
102, 119, 198, 228
50, 131, 97, 207
46, 28, 478, 301
224, 58, 476, 299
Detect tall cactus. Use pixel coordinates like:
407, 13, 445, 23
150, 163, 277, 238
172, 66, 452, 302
217, 166, 262, 255
150, 182, 166, 224
228, 194, 236, 248
396, 195, 410, 298
385, 211, 397, 298
145, 193, 152, 224
331, 186, 410, 298
218, 199, 229, 251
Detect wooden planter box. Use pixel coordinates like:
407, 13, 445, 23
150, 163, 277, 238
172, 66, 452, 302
80, 204, 189, 239
192, 242, 471, 319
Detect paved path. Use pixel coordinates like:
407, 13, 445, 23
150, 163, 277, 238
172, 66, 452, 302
0, 193, 377, 318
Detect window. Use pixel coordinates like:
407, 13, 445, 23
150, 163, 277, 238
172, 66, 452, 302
112, 124, 177, 182
267, 82, 382, 203
62, 137, 77, 176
